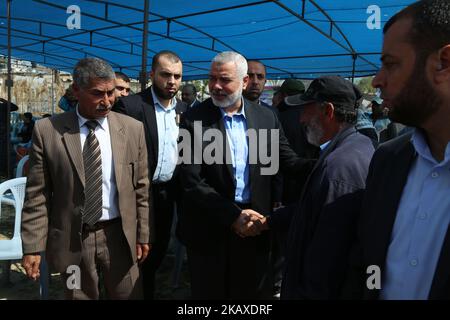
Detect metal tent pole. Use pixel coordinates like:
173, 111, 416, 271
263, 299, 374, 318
140, 0, 149, 92
6, 0, 12, 178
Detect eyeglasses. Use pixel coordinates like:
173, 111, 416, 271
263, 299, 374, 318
116, 86, 131, 92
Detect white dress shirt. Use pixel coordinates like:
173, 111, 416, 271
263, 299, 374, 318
76, 108, 119, 221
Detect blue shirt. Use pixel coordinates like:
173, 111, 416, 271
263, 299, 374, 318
220, 101, 250, 203
380, 129, 450, 300
151, 87, 179, 183
355, 109, 375, 130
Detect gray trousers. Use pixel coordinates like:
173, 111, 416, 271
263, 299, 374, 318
62, 220, 143, 300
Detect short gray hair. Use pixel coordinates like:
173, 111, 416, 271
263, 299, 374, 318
212, 51, 248, 79
73, 58, 115, 89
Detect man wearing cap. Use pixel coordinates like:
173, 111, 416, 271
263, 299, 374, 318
249, 76, 375, 299
272, 79, 306, 110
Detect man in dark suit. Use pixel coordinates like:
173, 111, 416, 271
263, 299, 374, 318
178, 51, 314, 299
181, 83, 201, 108
345, 0, 450, 300
112, 50, 187, 299
21, 58, 150, 299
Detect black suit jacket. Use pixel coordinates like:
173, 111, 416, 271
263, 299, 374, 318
346, 133, 450, 299
112, 87, 187, 242
177, 98, 314, 251
112, 86, 187, 178
189, 99, 201, 109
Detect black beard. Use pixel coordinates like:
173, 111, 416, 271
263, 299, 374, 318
153, 82, 177, 100
389, 61, 441, 127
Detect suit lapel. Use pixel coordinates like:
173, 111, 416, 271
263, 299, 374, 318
108, 113, 126, 189
213, 104, 235, 185
370, 139, 416, 270
141, 87, 158, 166
242, 99, 259, 199
62, 112, 85, 187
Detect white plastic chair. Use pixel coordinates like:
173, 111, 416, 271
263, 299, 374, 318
15, 155, 30, 178
0, 177, 27, 286
0, 177, 27, 260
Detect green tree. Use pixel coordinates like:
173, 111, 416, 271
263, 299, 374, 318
357, 76, 376, 94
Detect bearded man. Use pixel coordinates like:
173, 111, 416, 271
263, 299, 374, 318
177, 51, 314, 299
268, 75, 375, 299
346, 0, 450, 300
112, 50, 187, 299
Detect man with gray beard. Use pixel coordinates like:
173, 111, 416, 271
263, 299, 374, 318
248, 76, 375, 299
177, 51, 314, 299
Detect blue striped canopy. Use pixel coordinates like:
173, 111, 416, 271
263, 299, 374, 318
0, 0, 414, 79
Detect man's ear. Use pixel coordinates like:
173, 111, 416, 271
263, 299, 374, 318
71, 83, 80, 100
435, 44, 450, 83
242, 74, 249, 90
323, 102, 335, 120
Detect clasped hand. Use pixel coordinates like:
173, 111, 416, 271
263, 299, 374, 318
232, 209, 268, 238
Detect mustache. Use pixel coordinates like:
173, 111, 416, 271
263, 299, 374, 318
96, 104, 112, 111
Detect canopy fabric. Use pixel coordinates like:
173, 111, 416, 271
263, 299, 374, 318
0, 0, 413, 80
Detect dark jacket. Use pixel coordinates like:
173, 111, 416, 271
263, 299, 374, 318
112, 87, 187, 242
112, 86, 187, 178
280, 127, 375, 299
177, 98, 315, 251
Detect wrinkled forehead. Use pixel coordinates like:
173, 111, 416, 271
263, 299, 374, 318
210, 61, 239, 76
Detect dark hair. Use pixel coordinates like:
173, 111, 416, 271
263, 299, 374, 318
151, 50, 181, 71
115, 71, 130, 83
182, 83, 197, 94
247, 60, 266, 74
23, 112, 33, 120
384, 0, 450, 62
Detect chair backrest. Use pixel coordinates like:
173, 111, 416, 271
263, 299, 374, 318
16, 155, 30, 178
0, 177, 27, 260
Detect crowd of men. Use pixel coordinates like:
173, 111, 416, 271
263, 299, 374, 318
18, 0, 450, 300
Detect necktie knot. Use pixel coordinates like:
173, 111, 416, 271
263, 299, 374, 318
86, 120, 98, 132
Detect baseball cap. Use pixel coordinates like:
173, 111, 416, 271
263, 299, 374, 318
285, 75, 359, 111
275, 79, 305, 96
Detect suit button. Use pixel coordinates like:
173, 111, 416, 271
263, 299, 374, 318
410, 259, 418, 267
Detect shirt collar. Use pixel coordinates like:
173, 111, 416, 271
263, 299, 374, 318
411, 128, 450, 165
76, 105, 107, 131
320, 140, 331, 152
151, 86, 177, 111
219, 98, 246, 119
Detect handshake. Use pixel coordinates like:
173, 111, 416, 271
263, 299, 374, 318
231, 209, 269, 238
